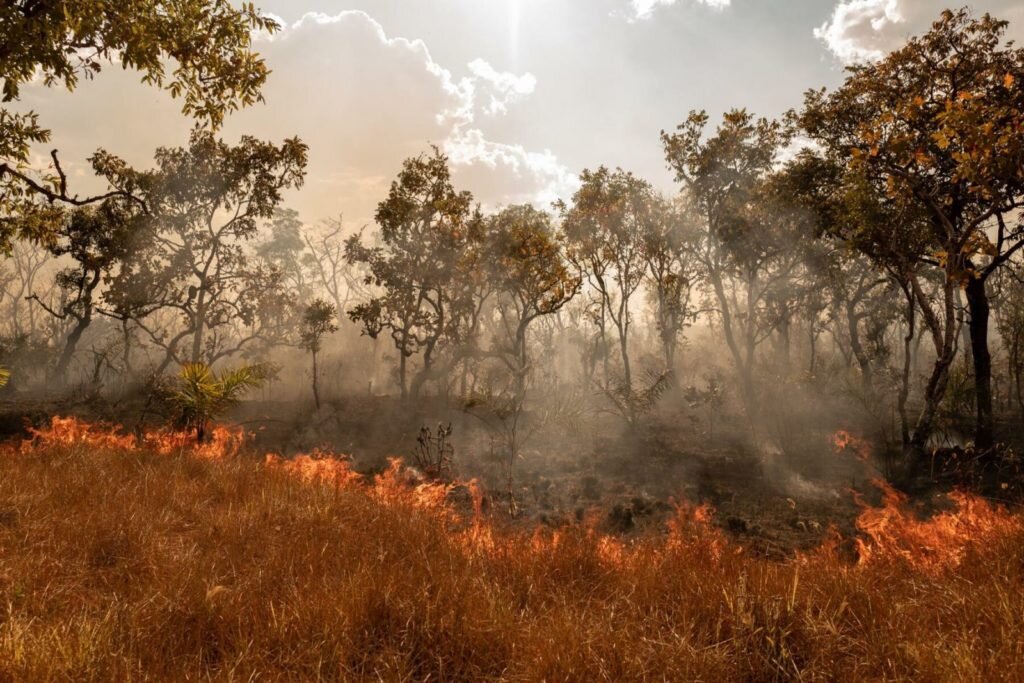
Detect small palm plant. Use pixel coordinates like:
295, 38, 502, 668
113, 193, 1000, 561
168, 362, 271, 443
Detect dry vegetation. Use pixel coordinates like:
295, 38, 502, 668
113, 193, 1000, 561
1, 419, 1023, 681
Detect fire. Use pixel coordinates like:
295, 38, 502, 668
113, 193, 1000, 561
10, 416, 1024, 578
852, 478, 1019, 572
143, 425, 248, 459
265, 449, 363, 489
19, 416, 247, 460
832, 429, 872, 462
23, 416, 136, 452
665, 500, 731, 561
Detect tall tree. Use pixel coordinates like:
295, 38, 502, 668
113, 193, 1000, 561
27, 201, 134, 382
662, 110, 790, 421
345, 148, 481, 400
798, 9, 1024, 449
98, 130, 308, 371
561, 167, 656, 425
485, 204, 580, 398
640, 196, 701, 378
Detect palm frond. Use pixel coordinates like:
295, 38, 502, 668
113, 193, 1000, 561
0, 366, 10, 389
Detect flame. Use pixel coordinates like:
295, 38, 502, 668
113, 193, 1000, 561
852, 478, 1018, 572
19, 416, 247, 460
10, 416, 1024, 578
265, 449, 362, 489
832, 429, 872, 462
23, 416, 137, 452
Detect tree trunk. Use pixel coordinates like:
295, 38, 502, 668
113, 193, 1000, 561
54, 314, 90, 383
399, 351, 408, 400
311, 349, 321, 409
965, 275, 994, 449
846, 301, 873, 395
191, 290, 208, 364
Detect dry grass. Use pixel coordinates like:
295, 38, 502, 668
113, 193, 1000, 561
1, 421, 1023, 681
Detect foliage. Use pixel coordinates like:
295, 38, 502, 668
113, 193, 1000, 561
300, 298, 337, 409
165, 362, 270, 442
99, 130, 308, 371
797, 8, 1024, 451
345, 147, 484, 399
23, 201, 136, 381
0, 0, 279, 247
560, 167, 659, 424
300, 299, 338, 355
662, 109, 795, 418
484, 204, 580, 396
0, 364, 9, 388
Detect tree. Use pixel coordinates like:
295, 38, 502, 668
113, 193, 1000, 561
1, 239, 54, 338
27, 201, 134, 383
166, 361, 269, 443
641, 195, 701, 378
345, 148, 482, 400
771, 150, 899, 395
484, 204, 580, 398
798, 9, 1024, 449
258, 208, 310, 299
98, 130, 308, 371
300, 299, 338, 410
662, 110, 791, 422
560, 167, 656, 426
993, 264, 1024, 421
1, 0, 279, 250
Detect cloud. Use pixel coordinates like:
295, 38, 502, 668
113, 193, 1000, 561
444, 129, 580, 208
814, 0, 905, 63
628, 0, 730, 22
257, 11, 573, 213
15, 10, 575, 223
815, 1, 1024, 64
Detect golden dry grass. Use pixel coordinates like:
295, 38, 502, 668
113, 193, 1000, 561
1, 421, 1023, 681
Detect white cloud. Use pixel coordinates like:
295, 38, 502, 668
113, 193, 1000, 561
16, 10, 576, 221
814, 0, 905, 63
815, 1, 1024, 64
628, 0, 730, 22
444, 129, 580, 208
262, 11, 570, 210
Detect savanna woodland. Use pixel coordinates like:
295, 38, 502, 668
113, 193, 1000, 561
2, 1, 1024, 680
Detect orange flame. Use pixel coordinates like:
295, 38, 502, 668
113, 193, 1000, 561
853, 478, 1018, 572
12, 416, 1024, 578
23, 416, 136, 452
265, 449, 362, 489
832, 429, 872, 462
19, 416, 247, 460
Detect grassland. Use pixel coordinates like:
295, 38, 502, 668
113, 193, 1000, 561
0, 419, 1023, 681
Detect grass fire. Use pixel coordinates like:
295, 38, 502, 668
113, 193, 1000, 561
1, 417, 1023, 680
4, 1, 1024, 680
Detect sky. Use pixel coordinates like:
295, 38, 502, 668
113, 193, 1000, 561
16, 0, 1024, 227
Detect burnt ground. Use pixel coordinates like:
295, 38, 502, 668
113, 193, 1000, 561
2, 391, 1020, 559
220, 395, 872, 557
